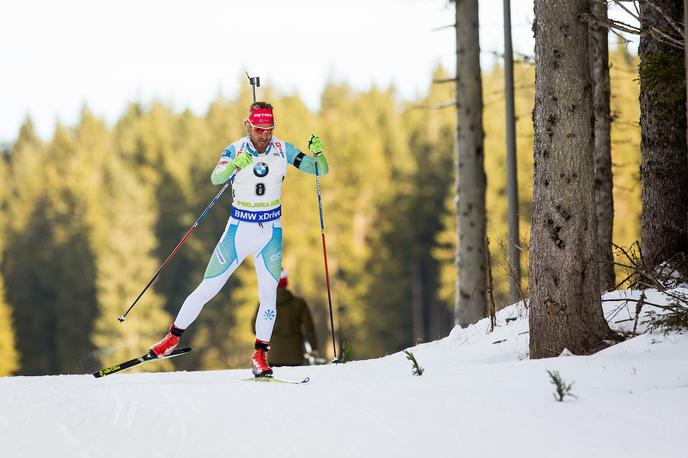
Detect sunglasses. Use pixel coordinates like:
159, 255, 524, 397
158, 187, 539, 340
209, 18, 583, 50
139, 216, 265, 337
248, 121, 276, 134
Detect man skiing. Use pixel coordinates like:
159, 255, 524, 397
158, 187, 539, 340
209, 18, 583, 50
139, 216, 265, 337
149, 101, 329, 377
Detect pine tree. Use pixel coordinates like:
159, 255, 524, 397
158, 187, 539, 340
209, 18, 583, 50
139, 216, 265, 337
455, 0, 488, 327
638, 0, 688, 276
529, 0, 611, 358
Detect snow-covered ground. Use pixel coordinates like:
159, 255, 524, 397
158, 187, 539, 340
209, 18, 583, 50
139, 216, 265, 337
1, 289, 686, 458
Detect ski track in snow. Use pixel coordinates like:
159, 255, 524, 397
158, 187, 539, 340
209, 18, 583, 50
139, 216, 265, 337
0, 289, 687, 458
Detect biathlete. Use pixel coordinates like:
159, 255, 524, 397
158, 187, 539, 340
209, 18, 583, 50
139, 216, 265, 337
149, 101, 329, 377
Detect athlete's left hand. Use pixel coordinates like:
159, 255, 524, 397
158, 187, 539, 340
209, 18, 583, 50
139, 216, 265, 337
308, 134, 324, 155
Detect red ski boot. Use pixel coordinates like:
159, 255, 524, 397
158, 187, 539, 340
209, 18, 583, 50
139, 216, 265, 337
150, 324, 184, 357
251, 342, 273, 377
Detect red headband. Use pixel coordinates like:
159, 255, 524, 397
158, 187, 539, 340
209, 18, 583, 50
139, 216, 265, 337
248, 108, 275, 126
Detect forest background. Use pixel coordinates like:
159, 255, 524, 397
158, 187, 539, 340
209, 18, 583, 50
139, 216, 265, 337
0, 43, 640, 376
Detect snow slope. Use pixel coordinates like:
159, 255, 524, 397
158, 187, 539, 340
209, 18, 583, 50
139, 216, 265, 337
1, 289, 686, 458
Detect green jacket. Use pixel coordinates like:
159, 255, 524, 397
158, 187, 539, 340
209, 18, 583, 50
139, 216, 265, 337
252, 288, 318, 366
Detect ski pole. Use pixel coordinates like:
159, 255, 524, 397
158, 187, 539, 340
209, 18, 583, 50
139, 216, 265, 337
117, 171, 237, 322
314, 160, 338, 361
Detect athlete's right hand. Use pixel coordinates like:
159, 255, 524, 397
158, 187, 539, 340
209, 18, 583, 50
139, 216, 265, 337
230, 152, 252, 169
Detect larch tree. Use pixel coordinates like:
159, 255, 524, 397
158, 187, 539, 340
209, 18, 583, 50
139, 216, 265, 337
317, 84, 403, 358
0, 158, 20, 375
83, 110, 172, 370
529, 0, 612, 358
454, 0, 488, 327
48, 116, 103, 373
609, 42, 642, 255
364, 70, 455, 350
638, 0, 688, 276
4, 119, 61, 375
0, 277, 19, 375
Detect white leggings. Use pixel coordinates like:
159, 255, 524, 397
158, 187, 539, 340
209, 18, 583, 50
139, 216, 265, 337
173, 217, 283, 343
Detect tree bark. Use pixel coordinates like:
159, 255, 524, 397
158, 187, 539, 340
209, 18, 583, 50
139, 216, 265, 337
589, 0, 615, 292
455, 0, 488, 327
529, 0, 611, 359
639, 0, 688, 276
685, 1, 688, 236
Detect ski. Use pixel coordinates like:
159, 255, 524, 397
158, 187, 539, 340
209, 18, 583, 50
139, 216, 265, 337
93, 347, 192, 378
241, 376, 310, 385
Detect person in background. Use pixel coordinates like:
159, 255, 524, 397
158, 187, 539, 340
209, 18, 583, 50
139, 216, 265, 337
252, 269, 319, 366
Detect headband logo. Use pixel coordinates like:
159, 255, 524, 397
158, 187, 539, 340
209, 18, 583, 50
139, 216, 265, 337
249, 108, 275, 126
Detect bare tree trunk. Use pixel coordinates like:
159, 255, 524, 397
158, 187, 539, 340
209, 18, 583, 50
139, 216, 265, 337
589, 0, 615, 292
639, 0, 688, 276
529, 0, 611, 359
503, 0, 522, 304
455, 0, 487, 327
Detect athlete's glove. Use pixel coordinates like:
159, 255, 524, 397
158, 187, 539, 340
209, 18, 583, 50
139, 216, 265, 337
308, 135, 324, 155
231, 152, 252, 169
